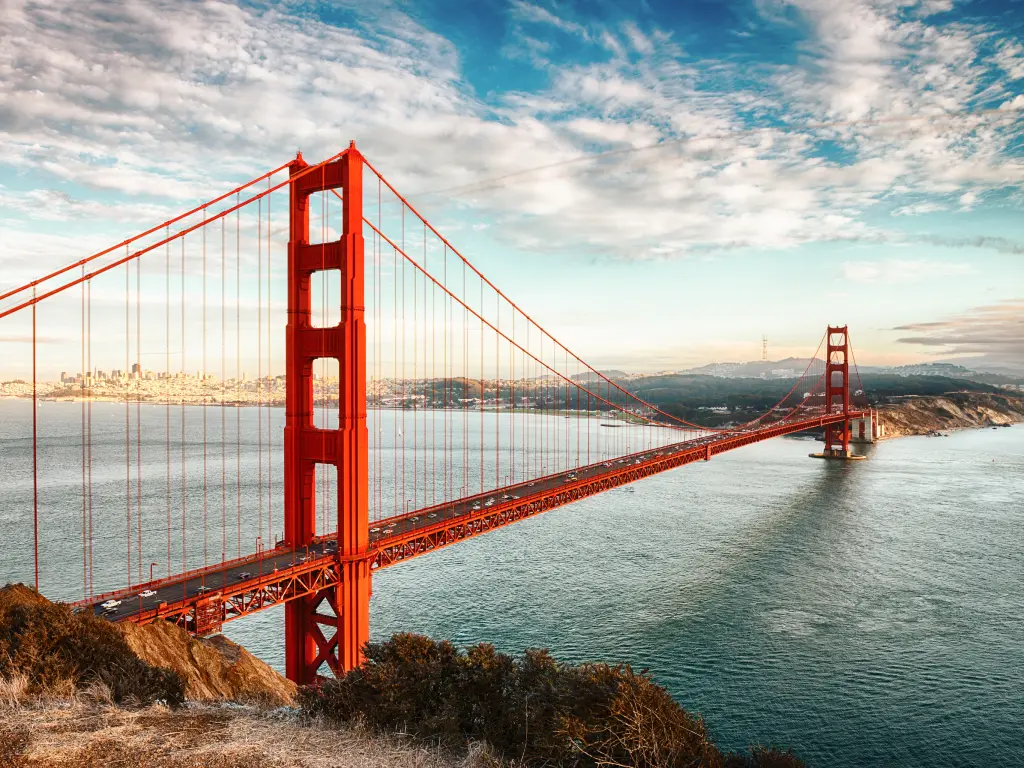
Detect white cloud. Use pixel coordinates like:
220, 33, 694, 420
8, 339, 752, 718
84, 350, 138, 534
841, 259, 973, 283
994, 40, 1024, 80
891, 201, 944, 216
621, 21, 655, 55
0, 0, 1021, 276
509, 0, 591, 41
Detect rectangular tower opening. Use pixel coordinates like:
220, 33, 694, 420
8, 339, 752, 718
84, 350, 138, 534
312, 356, 340, 429
309, 270, 341, 328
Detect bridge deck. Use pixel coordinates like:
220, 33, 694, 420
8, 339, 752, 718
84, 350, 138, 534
76, 411, 863, 633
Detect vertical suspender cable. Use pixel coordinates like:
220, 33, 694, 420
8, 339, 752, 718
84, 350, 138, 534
221, 216, 227, 561
236, 194, 241, 557
166, 228, 171, 574
257, 198, 263, 546
493, 293, 497, 487
81, 270, 87, 598
87, 279, 93, 596
180, 237, 186, 575
136, 257, 142, 584
32, 290, 38, 592
203, 209, 208, 567
413, 212, 418, 513
479, 273, 483, 495
401, 206, 406, 515
393, 241, 398, 516
126, 259, 132, 587
267, 180, 274, 544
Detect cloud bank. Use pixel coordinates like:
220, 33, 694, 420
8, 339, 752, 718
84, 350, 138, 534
0, 0, 1021, 267
894, 300, 1024, 373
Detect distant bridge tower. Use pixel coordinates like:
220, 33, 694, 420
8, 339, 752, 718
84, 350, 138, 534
283, 143, 370, 685
822, 325, 853, 458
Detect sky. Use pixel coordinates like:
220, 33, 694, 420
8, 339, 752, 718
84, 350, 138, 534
0, 0, 1022, 377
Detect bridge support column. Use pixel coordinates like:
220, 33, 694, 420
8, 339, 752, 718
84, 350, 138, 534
284, 144, 370, 685
811, 325, 862, 460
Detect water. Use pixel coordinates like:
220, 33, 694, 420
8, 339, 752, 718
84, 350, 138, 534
2, 400, 1021, 766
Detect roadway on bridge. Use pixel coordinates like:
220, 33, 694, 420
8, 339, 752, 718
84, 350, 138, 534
89, 429, 727, 623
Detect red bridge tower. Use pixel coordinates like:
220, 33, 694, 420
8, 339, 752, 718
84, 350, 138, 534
283, 144, 370, 684
822, 325, 852, 459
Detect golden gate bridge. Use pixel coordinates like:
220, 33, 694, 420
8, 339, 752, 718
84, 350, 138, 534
0, 142, 871, 684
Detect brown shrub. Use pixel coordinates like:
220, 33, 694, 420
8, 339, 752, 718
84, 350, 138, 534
300, 633, 739, 767
0, 583, 184, 706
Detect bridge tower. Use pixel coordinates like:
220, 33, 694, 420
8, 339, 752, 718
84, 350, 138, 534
283, 144, 370, 684
823, 325, 851, 458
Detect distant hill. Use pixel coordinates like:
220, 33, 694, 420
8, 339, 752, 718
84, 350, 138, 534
617, 372, 1013, 428
679, 358, 815, 379
571, 369, 627, 382
679, 359, 1023, 385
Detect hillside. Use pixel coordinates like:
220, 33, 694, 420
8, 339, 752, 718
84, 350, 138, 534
877, 392, 1024, 437
617, 372, 1015, 428
2, 586, 802, 768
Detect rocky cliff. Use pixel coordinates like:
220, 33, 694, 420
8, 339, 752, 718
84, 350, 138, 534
119, 620, 296, 706
877, 391, 1024, 438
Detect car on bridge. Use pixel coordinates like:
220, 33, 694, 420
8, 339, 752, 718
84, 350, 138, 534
101, 599, 121, 609
140, 589, 157, 598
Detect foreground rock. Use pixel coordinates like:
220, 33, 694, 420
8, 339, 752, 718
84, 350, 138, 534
119, 620, 296, 706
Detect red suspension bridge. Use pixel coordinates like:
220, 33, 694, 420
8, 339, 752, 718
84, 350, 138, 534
0, 143, 871, 684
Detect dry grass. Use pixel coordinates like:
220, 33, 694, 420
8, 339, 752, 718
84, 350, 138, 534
1, 672, 31, 709
1, 698, 507, 768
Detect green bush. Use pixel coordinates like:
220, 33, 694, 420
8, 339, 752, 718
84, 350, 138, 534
0, 584, 184, 706
300, 633, 798, 767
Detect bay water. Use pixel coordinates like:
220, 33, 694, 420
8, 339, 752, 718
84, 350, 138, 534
2, 400, 1021, 765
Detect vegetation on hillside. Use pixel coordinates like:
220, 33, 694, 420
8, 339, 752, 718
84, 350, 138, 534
301, 633, 802, 768
1, 587, 802, 766
0, 584, 184, 706
616, 373, 1013, 427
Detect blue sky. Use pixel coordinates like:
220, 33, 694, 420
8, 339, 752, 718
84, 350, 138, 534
0, 0, 1022, 376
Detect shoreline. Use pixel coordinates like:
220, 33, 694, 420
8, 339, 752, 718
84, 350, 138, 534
6, 391, 1023, 441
